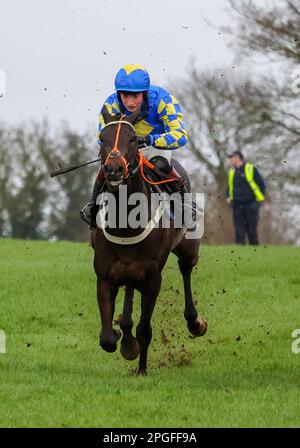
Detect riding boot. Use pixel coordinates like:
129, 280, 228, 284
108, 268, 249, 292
79, 169, 105, 229
168, 166, 199, 226
149, 156, 186, 193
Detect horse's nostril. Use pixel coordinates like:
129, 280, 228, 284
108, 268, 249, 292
104, 164, 113, 174
104, 163, 124, 176
116, 165, 124, 174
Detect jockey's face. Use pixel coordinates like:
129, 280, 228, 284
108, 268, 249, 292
120, 92, 144, 112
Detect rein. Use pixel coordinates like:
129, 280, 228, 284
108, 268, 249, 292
101, 118, 179, 185
138, 150, 179, 185
50, 117, 179, 185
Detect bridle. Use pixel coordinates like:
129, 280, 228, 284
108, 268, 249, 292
101, 116, 140, 180
100, 116, 180, 185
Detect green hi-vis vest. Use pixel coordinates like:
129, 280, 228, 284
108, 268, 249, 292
228, 162, 265, 202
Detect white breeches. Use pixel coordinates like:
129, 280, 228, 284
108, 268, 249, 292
141, 147, 173, 163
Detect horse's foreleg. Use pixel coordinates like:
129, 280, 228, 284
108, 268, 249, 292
178, 258, 207, 337
136, 276, 161, 375
120, 286, 139, 361
97, 278, 121, 352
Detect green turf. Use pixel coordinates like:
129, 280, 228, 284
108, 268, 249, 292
0, 239, 299, 427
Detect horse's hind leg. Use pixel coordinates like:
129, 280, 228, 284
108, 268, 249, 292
120, 286, 140, 361
173, 239, 207, 337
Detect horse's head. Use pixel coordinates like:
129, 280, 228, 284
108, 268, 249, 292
99, 106, 140, 190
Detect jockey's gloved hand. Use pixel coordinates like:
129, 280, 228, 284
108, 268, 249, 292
137, 136, 152, 148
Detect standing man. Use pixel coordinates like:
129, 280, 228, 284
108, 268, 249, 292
227, 151, 266, 245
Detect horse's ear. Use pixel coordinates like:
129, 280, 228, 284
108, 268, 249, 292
101, 105, 114, 124
126, 108, 142, 126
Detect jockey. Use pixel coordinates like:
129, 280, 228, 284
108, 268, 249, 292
80, 64, 188, 228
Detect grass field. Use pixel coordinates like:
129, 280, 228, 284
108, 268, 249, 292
0, 239, 299, 428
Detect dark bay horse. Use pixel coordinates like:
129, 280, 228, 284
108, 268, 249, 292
91, 106, 207, 374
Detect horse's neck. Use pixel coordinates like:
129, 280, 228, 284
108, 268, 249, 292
126, 172, 148, 196
106, 174, 152, 235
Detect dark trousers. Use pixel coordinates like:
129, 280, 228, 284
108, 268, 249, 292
233, 201, 260, 245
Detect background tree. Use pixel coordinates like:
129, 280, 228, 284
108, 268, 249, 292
171, 66, 288, 243
0, 125, 48, 239
39, 127, 96, 241
221, 0, 300, 244
0, 127, 13, 237
224, 0, 300, 65
168, 0, 300, 244
0, 122, 98, 241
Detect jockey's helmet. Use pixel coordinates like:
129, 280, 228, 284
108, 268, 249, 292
114, 65, 150, 92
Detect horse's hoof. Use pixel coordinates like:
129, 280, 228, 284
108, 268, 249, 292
188, 317, 208, 337
137, 368, 147, 376
120, 339, 140, 361
100, 339, 117, 353
99, 329, 121, 353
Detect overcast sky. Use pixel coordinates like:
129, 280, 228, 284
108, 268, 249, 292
0, 0, 233, 132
